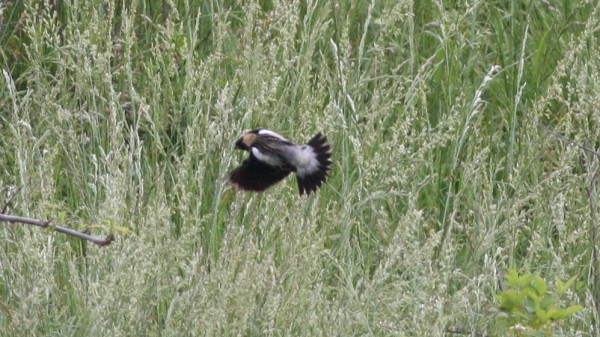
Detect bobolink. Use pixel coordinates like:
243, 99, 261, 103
228, 128, 332, 195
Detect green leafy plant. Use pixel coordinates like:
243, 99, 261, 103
495, 269, 583, 336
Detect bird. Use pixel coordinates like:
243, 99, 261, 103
227, 128, 332, 195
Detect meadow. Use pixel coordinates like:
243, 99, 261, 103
1, 0, 599, 335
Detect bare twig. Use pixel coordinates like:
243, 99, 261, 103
532, 119, 600, 158
0, 297, 11, 323
162, 0, 170, 21
586, 164, 600, 319
1, 186, 22, 214
530, 112, 600, 319
445, 328, 487, 337
0, 213, 114, 247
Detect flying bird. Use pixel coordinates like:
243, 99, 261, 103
227, 128, 332, 195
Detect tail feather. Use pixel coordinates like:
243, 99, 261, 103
296, 132, 332, 195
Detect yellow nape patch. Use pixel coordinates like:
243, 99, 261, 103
242, 133, 257, 147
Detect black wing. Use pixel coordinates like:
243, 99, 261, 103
228, 153, 292, 192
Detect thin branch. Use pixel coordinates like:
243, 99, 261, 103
532, 119, 600, 158
445, 328, 487, 337
0, 213, 114, 247
586, 165, 600, 320
1, 186, 22, 214
0, 297, 11, 323
531, 111, 600, 321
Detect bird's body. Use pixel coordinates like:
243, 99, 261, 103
228, 128, 332, 195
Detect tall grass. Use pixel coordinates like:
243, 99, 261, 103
1, 0, 599, 335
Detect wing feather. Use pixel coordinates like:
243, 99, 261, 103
228, 153, 291, 192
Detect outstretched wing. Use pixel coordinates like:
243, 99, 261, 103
228, 153, 292, 192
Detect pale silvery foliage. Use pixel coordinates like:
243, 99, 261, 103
0, 0, 598, 336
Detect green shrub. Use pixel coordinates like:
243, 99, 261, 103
495, 269, 583, 336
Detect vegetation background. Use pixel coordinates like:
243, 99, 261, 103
1, 0, 599, 335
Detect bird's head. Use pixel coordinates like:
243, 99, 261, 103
234, 129, 260, 151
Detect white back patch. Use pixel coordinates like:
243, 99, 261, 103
257, 129, 288, 141
293, 146, 319, 178
252, 147, 283, 166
